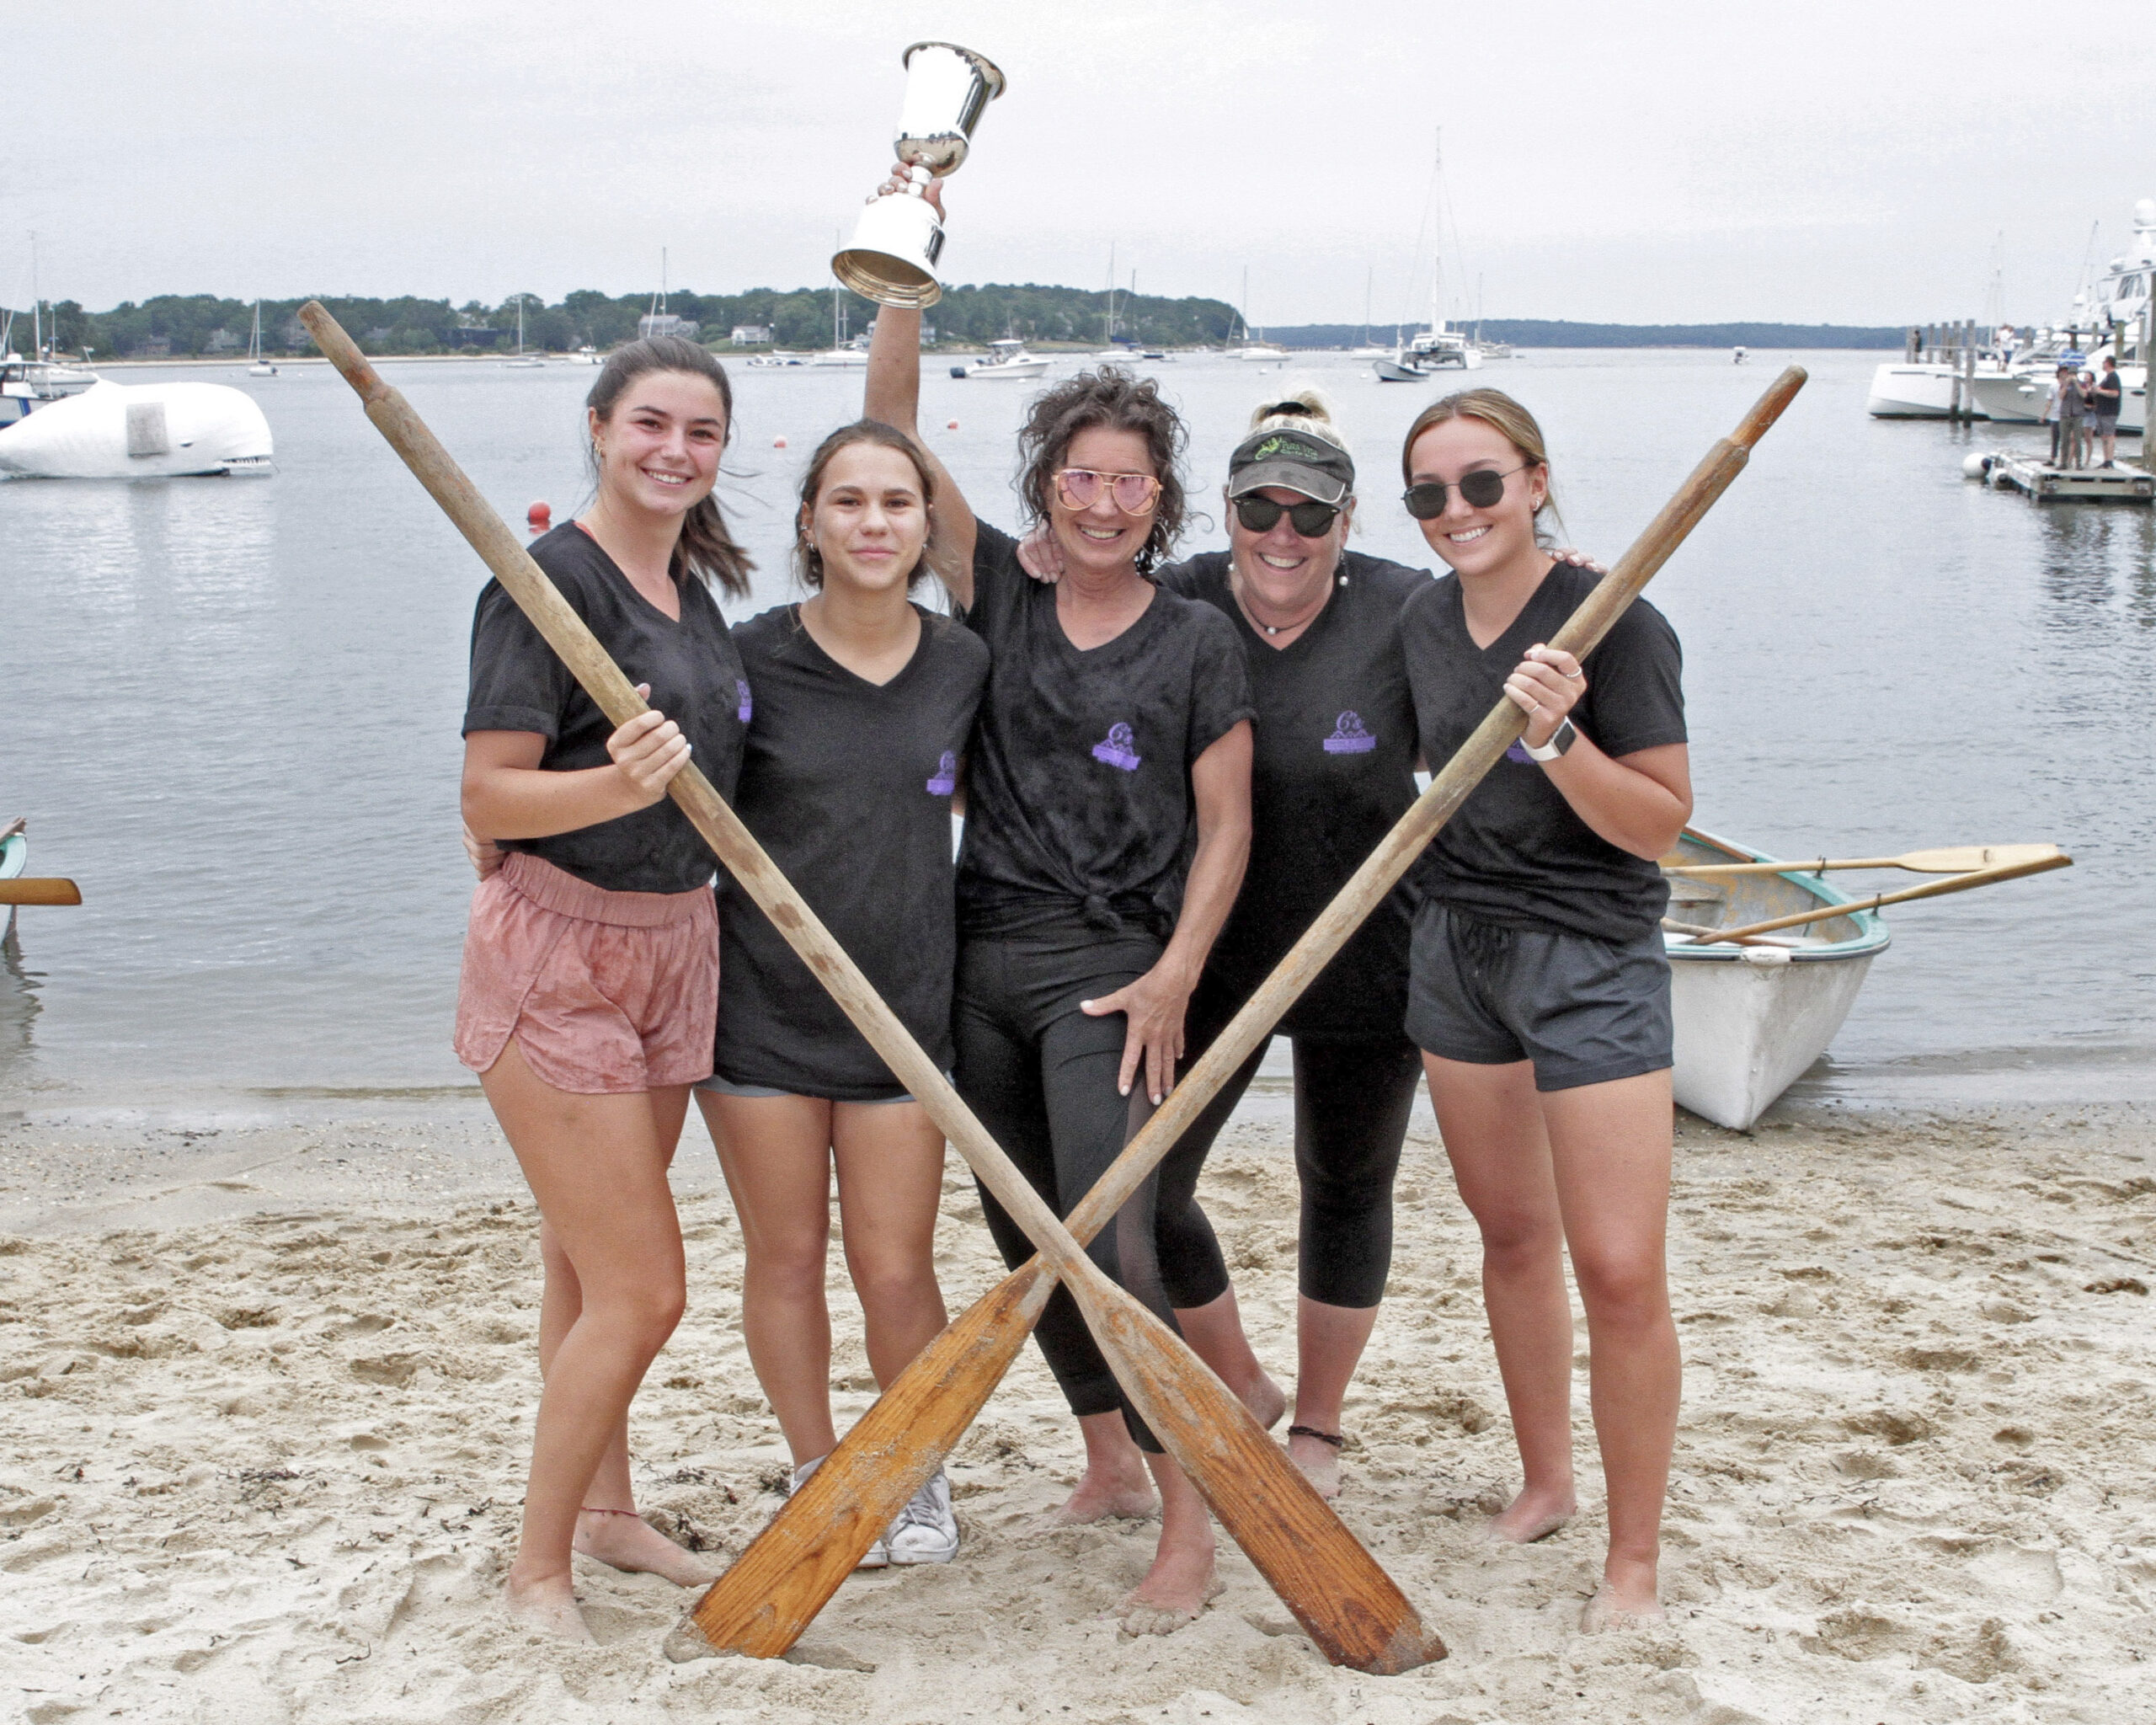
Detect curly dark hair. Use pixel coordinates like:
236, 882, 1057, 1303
1015, 367, 1188, 575
792, 419, 938, 591
584, 334, 755, 599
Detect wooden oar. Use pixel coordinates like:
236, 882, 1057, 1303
298, 302, 1444, 1675
0, 879, 82, 906
687, 365, 1812, 1658
1675, 849, 2071, 945
1665, 843, 2060, 877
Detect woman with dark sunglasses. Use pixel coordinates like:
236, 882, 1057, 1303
1396, 388, 1690, 1632
865, 174, 1255, 1637
1021, 391, 1429, 1501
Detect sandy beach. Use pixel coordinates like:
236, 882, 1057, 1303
2, 1094, 2152, 1724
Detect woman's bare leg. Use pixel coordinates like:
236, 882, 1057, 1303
830, 1101, 949, 1386
1054, 1411, 1161, 1523
699, 1090, 842, 1468
1423, 1054, 1578, 1542
1283, 1296, 1381, 1498
1173, 1285, 1287, 1429
1118, 1456, 1221, 1634
1541, 1071, 1678, 1626
485, 1040, 691, 1638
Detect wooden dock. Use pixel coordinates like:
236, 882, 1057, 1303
1976, 452, 2155, 504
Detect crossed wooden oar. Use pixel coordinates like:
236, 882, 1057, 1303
303, 300, 1800, 1671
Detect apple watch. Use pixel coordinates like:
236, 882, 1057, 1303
1522, 718, 1577, 763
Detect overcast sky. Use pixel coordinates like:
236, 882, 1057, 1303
7, 1, 2151, 326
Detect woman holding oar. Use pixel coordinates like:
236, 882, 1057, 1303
1396, 388, 1689, 1629
1017, 392, 1430, 1499
456, 335, 751, 1638
695, 420, 987, 1567
867, 175, 1255, 1635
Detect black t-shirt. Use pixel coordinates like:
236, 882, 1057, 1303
462, 521, 748, 895
1160, 549, 1432, 1039
1401, 561, 1686, 942
956, 523, 1256, 939
2091, 371, 2124, 414
713, 604, 990, 1098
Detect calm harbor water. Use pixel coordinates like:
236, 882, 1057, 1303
2, 349, 2149, 1118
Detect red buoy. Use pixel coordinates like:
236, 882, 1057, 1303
526, 500, 552, 532
947, 420, 958, 430
773, 435, 788, 449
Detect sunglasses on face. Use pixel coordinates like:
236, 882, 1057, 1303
1401, 463, 1529, 520
1054, 467, 1162, 514
1232, 494, 1342, 537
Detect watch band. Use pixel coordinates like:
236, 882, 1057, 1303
1522, 718, 1577, 763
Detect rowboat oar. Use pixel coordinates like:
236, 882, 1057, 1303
1664, 843, 2060, 877
0, 880, 82, 906
297, 302, 1444, 1674
687, 365, 1812, 1658
1675, 849, 2071, 946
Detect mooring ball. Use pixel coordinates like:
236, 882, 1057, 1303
1961, 453, 1988, 480
947, 420, 959, 430
774, 436, 787, 449
527, 500, 552, 528
949, 366, 968, 379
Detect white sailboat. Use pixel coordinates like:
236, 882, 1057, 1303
503, 295, 545, 367
247, 302, 277, 377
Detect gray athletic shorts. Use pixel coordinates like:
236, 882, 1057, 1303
1406, 902, 1672, 1093
694, 1070, 935, 1104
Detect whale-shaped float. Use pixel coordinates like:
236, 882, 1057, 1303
0, 379, 273, 478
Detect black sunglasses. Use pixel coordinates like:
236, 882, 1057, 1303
1233, 494, 1341, 537
1401, 463, 1529, 520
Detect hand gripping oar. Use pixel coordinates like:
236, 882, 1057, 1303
1673, 846, 2070, 945
689, 366, 1811, 1658
296, 302, 1443, 1674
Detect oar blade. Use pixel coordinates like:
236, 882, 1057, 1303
0, 879, 82, 906
1073, 1283, 1447, 1674
1896, 843, 2063, 874
675, 1263, 1049, 1660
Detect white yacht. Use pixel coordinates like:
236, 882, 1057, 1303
1374, 325, 1481, 382
1229, 341, 1289, 363
949, 339, 1049, 380
0, 352, 99, 427
807, 347, 868, 369
568, 344, 603, 366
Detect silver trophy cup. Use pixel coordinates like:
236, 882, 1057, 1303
832, 41, 1006, 309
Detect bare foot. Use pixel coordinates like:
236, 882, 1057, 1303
1116, 1556, 1224, 1637
504, 1569, 594, 1642
1286, 1429, 1343, 1498
574, 1508, 720, 1588
1050, 1464, 1159, 1525
1579, 1557, 1663, 1632
1486, 1482, 1577, 1545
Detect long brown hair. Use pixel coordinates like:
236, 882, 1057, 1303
1400, 387, 1563, 544
585, 335, 754, 598
792, 419, 938, 590
1017, 368, 1188, 575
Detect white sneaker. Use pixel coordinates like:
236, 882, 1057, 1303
885, 1467, 959, 1565
789, 1454, 887, 1568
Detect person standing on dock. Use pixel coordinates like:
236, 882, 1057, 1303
456, 337, 754, 1639
2089, 358, 2124, 467
866, 168, 1257, 1637
696, 421, 989, 1569
2042, 364, 2086, 469
1394, 387, 1692, 1632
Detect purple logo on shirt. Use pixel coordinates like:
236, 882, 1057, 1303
1091, 722, 1141, 772
926, 750, 958, 796
1505, 739, 1534, 764
1322, 710, 1376, 755
736, 678, 752, 724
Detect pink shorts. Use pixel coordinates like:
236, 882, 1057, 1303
454, 852, 718, 1094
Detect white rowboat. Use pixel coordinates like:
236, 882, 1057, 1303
1662, 828, 1888, 1130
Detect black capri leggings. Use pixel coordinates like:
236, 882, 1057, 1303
953, 919, 1176, 1453
1155, 981, 1422, 1312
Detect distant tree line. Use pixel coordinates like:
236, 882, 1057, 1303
1265, 319, 1908, 350
1, 283, 1246, 359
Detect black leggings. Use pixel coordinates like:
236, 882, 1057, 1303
1155, 985, 1422, 1311
953, 922, 1175, 1452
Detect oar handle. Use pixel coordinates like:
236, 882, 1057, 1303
1063, 366, 1807, 1243
302, 302, 1094, 1284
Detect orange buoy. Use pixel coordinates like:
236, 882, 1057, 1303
526, 500, 552, 532
947, 420, 958, 430
774, 435, 788, 449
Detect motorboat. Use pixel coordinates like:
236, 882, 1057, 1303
569, 345, 603, 366
1661, 827, 1889, 1130
1972, 363, 2146, 432
948, 339, 1049, 380
744, 350, 810, 369
0, 353, 99, 427
1374, 326, 1482, 382
246, 301, 277, 377
1230, 342, 1289, 363
0, 379, 273, 478
808, 348, 868, 369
